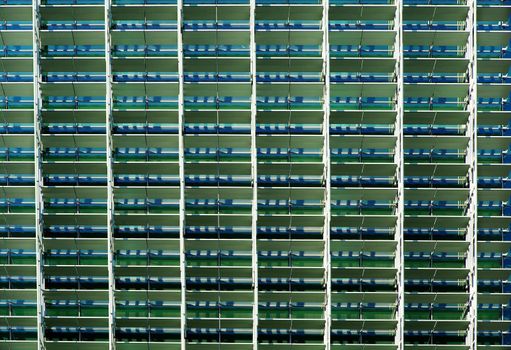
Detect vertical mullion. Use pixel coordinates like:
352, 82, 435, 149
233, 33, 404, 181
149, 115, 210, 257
104, 0, 115, 348
467, 0, 478, 347
177, 0, 186, 347
250, 0, 258, 347
32, 0, 45, 348
322, 0, 331, 348
396, 0, 405, 347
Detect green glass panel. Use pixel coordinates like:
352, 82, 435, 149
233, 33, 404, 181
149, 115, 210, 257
221, 258, 251, 267
362, 208, 393, 215
149, 209, 177, 214
10, 256, 35, 265
333, 208, 360, 215
291, 155, 322, 162
117, 256, 147, 265
260, 309, 289, 319
12, 306, 36, 316
366, 156, 393, 162
10, 206, 35, 213
189, 309, 218, 318
291, 208, 322, 215
332, 156, 357, 163
79, 207, 105, 213
0, 306, 9, 315
187, 155, 216, 162
432, 261, 464, 268
433, 309, 464, 320
219, 155, 250, 162
188, 258, 217, 266
259, 208, 288, 215
82, 306, 108, 317
259, 258, 288, 267
47, 257, 76, 265
81, 256, 107, 265
362, 258, 394, 267
151, 257, 179, 266
332, 309, 359, 319
406, 310, 429, 319
9, 154, 33, 160
433, 208, 463, 215
478, 259, 500, 268
292, 258, 322, 267
477, 158, 497, 164
291, 308, 323, 319
332, 258, 359, 267
46, 307, 79, 316
362, 309, 394, 319
478, 309, 500, 320
404, 260, 429, 268
221, 308, 252, 318
405, 208, 429, 215
151, 307, 180, 317
116, 308, 148, 318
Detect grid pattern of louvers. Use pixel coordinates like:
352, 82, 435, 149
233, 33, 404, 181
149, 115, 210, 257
1, 0, 510, 349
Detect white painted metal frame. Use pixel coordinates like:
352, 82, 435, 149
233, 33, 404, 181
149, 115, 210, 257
321, 0, 331, 347
104, 0, 116, 348
32, 0, 45, 348
177, 0, 187, 347
395, 0, 405, 347
249, 0, 258, 347
466, 0, 478, 347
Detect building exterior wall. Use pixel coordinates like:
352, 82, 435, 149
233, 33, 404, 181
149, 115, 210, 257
0, 0, 508, 348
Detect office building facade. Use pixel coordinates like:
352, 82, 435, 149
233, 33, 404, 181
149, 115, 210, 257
0, 0, 509, 348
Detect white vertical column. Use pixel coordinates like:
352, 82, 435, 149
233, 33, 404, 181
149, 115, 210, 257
249, 0, 258, 348
32, 0, 45, 349
104, 0, 115, 348
177, 0, 186, 347
466, 0, 478, 348
321, 0, 331, 348
395, 0, 404, 347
